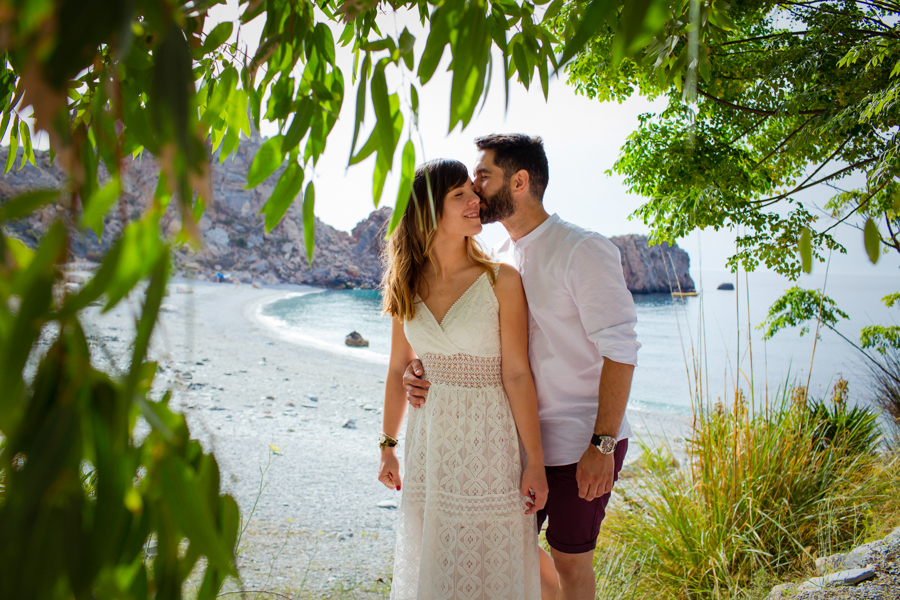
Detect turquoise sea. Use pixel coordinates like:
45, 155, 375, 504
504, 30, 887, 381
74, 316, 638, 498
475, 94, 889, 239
259, 270, 899, 416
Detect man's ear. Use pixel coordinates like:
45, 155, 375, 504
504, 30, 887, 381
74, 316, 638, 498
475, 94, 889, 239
511, 169, 530, 196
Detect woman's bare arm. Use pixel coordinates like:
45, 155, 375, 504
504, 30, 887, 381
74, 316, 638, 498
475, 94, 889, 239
378, 316, 417, 490
494, 264, 548, 512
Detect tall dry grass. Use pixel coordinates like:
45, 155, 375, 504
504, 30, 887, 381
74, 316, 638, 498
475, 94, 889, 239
594, 384, 886, 600
586, 258, 900, 599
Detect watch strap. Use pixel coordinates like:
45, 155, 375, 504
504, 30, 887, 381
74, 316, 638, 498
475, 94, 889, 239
591, 434, 617, 455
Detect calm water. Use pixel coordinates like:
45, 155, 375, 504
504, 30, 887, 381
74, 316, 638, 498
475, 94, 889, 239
260, 270, 899, 415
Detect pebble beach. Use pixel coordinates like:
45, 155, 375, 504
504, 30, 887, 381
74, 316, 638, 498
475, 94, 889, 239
75, 275, 691, 598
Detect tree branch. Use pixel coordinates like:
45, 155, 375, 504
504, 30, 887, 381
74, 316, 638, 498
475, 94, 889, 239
749, 153, 873, 205
718, 31, 811, 46
820, 177, 891, 236
697, 88, 827, 116
781, 1, 895, 32
885, 215, 900, 252
728, 115, 769, 146
755, 115, 817, 168
824, 322, 899, 384
794, 137, 851, 192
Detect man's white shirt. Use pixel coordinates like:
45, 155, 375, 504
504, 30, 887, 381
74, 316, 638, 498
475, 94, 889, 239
493, 214, 640, 466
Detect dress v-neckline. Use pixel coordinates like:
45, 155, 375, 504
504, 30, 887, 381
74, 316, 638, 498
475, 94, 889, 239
418, 271, 487, 329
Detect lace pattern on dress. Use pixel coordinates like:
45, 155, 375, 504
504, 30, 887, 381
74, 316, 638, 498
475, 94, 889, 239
422, 352, 502, 388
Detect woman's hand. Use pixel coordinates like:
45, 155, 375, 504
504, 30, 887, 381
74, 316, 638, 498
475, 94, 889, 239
521, 461, 548, 515
378, 449, 402, 491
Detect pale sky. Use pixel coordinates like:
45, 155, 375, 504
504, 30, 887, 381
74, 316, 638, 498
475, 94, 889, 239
208, 2, 899, 279
5, 2, 899, 279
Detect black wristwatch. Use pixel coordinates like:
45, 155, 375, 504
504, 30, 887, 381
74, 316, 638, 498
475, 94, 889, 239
591, 434, 617, 455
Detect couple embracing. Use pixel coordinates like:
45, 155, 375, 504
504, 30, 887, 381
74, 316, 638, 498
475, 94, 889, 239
377, 134, 640, 600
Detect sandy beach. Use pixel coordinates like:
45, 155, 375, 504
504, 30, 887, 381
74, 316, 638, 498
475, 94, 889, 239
76, 277, 691, 597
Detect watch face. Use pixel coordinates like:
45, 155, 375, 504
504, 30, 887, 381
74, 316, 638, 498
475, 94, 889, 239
594, 435, 616, 454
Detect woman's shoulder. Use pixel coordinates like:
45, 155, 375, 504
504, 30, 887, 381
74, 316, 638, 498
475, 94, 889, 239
491, 263, 523, 298
494, 262, 520, 283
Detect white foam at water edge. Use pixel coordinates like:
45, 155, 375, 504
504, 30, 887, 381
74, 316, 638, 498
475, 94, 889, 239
250, 294, 390, 365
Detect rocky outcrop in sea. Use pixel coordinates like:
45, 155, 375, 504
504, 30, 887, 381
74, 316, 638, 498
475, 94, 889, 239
609, 234, 695, 294
0, 142, 694, 293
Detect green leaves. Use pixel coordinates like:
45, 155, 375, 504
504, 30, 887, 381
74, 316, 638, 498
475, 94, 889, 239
82, 178, 122, 240
261, 161, 304, 233
864, 218, 880, 264
370, 60, 394, 160
389, 140, 416, 235
302, 181, 315, 264
860, 325, 900, 355
125, 252, 168, 400
447, 2, 492, 131
558, 0, 618, 67
246, 135, 285, 188
202, 22, 233, 54
4, 113, 19, 174
399, 28, 416, 70
758, 287, 849, 341
0, 189, 59, 222
158, 455, 235, 574
18, 119, 34, 168
799, 228, 812, 274
417, 4, 452, 84
349, 56, 370, 161
283, 97, 315, 150
151, 22, 195, 158
100, 215, 167, 312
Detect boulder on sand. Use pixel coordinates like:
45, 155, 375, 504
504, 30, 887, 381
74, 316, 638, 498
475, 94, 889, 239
345, 331, 369, 347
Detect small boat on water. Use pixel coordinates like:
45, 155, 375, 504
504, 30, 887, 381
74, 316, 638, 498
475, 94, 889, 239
671, 291, 700, 297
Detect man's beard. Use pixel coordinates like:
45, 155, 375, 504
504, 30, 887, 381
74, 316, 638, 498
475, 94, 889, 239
479, 183, 515, 224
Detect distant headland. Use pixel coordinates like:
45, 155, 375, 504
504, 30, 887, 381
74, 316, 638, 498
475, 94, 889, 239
0, 140, 694, 293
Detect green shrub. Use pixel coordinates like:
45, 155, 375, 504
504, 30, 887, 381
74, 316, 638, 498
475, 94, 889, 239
0, 223, 240, 599
603, 387, 884, 599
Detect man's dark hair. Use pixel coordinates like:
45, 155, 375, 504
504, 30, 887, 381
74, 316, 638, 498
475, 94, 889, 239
474, 133, 549, 201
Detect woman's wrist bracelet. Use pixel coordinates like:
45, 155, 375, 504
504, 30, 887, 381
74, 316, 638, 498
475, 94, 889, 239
378, 432, 399, 451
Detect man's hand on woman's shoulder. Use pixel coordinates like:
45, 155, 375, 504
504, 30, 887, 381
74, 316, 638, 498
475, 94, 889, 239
403, 359, 429, 407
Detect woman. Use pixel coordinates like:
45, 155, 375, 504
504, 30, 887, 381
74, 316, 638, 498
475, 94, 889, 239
377, 159, 548, 599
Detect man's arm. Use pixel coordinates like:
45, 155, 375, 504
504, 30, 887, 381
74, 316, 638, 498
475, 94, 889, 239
403, 359, 429, 407
576, 359, 634, 501
565, 236, 640, 501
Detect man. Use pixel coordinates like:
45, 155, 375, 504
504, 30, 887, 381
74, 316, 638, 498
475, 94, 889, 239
403, 134, 639, 600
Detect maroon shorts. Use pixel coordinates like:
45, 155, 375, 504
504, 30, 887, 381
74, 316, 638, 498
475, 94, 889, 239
536, 439, 628, 554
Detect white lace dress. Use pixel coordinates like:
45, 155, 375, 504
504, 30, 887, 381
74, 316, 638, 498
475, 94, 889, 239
390, 268, 540, 600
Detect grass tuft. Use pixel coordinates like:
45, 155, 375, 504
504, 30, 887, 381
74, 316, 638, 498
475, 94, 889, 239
596, 385, 888, 600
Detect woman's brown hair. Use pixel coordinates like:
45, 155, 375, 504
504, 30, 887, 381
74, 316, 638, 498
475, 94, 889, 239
382, 158, 496, 321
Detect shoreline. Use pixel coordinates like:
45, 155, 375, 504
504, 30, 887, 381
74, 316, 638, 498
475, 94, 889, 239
78, 278, 690, 595
247, 286, 392, 365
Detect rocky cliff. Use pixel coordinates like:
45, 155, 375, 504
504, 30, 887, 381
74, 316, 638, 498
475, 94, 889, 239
0, 143, 693, 293
609, 235, 695, 294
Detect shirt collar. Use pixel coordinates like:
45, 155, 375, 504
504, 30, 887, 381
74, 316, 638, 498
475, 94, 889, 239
513, 213, 559, 250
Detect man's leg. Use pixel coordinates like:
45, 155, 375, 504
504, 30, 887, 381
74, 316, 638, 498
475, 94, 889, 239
539, 440, 628, 600
549, 548, 595, 600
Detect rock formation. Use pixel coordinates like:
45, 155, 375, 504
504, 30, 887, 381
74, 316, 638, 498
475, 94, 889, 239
0, 143, 693, 294
345, 331, 370, 347
609, 235, 695, 294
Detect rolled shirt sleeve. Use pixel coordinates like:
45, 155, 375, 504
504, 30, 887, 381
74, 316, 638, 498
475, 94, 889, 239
565, 236, 641, 366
